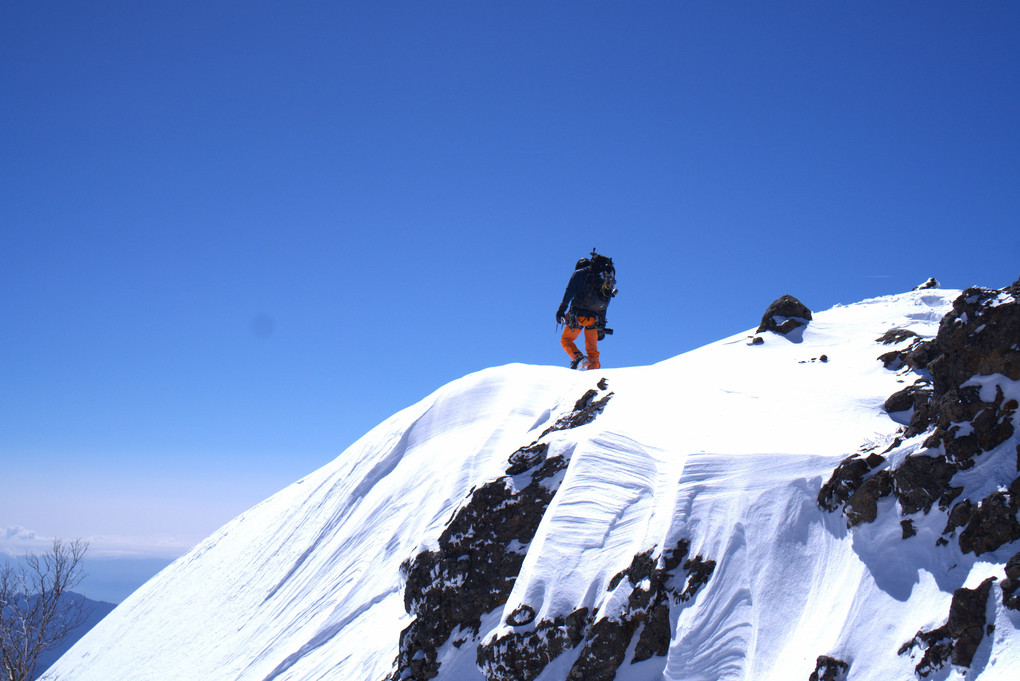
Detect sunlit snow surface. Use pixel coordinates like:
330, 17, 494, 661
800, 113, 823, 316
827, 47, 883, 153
47, 289, 1020, 680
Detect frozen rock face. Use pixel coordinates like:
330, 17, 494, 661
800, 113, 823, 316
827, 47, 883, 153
1002, 551, 1020, 610
809, 655, 849, 681
898, 578, 996, 676
823, 280, 1020, 534
756, 294, 813, 335
820, 279, 1020, 676
476, 541, 715, 681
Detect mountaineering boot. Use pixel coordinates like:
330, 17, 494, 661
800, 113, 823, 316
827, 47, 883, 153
570, 354, 588, 370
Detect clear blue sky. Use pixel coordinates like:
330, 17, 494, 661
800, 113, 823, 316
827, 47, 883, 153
2, 1, 1018, 558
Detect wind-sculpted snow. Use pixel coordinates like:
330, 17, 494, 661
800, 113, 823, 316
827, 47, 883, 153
47, 285, 1020, 681
388, 382, 616, 681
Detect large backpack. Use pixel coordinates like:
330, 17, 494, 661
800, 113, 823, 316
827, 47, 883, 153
574, 250, 617, 313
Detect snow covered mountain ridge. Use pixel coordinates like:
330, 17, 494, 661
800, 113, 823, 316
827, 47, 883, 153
47, 281, 1020, 681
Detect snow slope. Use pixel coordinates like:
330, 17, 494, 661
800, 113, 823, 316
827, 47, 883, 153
46, 288, 1020, 681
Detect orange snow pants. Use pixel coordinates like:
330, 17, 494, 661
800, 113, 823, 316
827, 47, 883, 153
560, 316, 600, 369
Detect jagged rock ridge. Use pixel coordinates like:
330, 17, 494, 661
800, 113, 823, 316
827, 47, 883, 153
819, 279, 1020, 677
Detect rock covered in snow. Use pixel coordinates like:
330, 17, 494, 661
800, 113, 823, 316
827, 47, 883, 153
898, 578, 995, 676
756, 294, 813, 335
823, 280, 1020, 542
820, 279, 1020, 677
809, 655, 849, 681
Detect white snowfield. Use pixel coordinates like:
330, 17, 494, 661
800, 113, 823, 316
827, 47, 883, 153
47, 289, 1020, 681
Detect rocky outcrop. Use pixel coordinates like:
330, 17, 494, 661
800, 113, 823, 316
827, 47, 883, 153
569, 542, 715, 679
540, 389, 614, 438
876, 331, 940, 373
815, 281, 1020, 677
820, 282, 1020, 554
476, 608, 592, 681
892, 454, 961, 516
883, 380, 935, 437
476, 540, 716, 681
843, 469, 894, 526
929, 283, 1020, 392
955, 476, 1020, 556
817, 451, 887, 515
809, 655, 849, 681
757, 295, 813, 335
1002, 551, 1020, 610
913, 277, 941, 291
388, 382, 614, 681
898, 578, 995, 676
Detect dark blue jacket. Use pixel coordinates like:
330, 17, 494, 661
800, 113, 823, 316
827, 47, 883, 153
560, 267, 610, 318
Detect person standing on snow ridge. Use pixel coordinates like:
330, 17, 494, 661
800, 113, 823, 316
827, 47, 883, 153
556, 252, 616, 370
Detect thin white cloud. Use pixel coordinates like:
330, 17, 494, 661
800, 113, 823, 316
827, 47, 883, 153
4, 525, 38, 541
1, 525, 191, 560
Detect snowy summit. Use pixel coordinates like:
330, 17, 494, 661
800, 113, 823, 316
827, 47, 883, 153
48, 283, 1020, 681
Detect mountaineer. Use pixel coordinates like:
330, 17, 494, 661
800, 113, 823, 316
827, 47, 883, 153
555, 250, 617, 370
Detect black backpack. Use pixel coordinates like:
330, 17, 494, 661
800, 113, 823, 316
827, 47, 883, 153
575, 250, 617, 313
589, 252, 616, 300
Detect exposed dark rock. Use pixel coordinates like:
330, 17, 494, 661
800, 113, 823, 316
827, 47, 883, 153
843, 469, 894, 527
506, 605, 536, 627
958, 480, 1020, 555
892, 455, 960, 515
678, 555, 717, 602
632, 596, 672, 662
757, 295, 813, 335
878, 338, 940, 372
566, 617, 631, 681
913, 277, 940, 291
479, 539, 714, 681
750, 335, 765, 345
899, 578, 995, 675
809, 655, 849, 681
929, 282, 1020, 395
825, 281, 1020, 562
884, 380, 935, 437
913, 282, 1020, 468
901, 519, 917, 539
885, 381, 934, 411
389, 384, 614, 681
662, 538, 691, 572
878, 328, 920, 345
926, 383, 1018, 468
477, 608, 591, 681
817, 453, 886, 513
540, 389, 615, 438
942, 499, 973, 537
1002, 551, 1020, 610
571, 542, 714, 678
507, 443, 549, 476
573, 389, 599, 411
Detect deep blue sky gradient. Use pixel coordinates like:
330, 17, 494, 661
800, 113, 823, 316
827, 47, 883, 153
2, 1, 1019, 556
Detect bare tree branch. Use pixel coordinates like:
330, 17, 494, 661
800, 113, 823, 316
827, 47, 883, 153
0, 539, 89, 681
